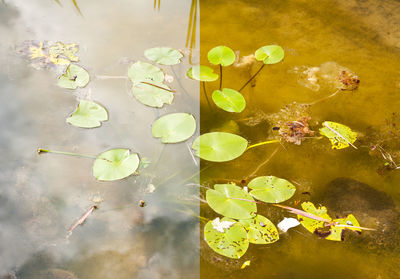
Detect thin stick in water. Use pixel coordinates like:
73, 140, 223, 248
239, 64, 265, 92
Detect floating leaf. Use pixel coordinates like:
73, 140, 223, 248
212, 88, 246, 113
66, 100, 108, 128
207, 46, 236, 66
132, 81, 173, 108
297, 202, 332, 234
248, 176, 296, 203
187, 65, 218, 82
319, 121, 357, 149
57, 64, 89, 89
204, 217, 249, 259
326, 214, 361, 241
128, 61, 164, 85
152, 113, 196, 143
254, 45, 284, 64
206, 184, 257, 219
144, 47, 183, 65
192, 132, 248, 162
93, 149, 140, 181
239, 214, 279, 244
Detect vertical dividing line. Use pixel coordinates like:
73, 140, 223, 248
219, 64, 222, 90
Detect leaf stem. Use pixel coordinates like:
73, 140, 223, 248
140, 81, 175, 92
202, 81, 213, 112
219, 64, 222, 90
239, 64, 265, 92
37, 148, 97, 160
246, 139, 280, 150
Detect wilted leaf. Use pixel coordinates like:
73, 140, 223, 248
326, 214, 361, 241
144, 47, 183, 65
248, 176, 296, 203
319, 121, 357, 149
192, 132, 248, 162
239, 214, 279, 244
204, 217, 249, 259
152, 112, 196, 143
206, 184, 257, 219
212, 88, 246, 113
57, 64, 89, 89
297, 202, 332, 234
66, 100, 108, 128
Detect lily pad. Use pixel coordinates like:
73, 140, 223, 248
152, 113, 196, 143
207, 46, 236, 66
144, 47, 183, 65
132, 81, 173, 108
93, 149, 140, 181
204, 217, 249, 259
212, 88, 246, 113
326, 214, 361, 241
319, 121, 357, 149
206, 184, 257, 219
66, 100, 108, 128
192, 132, 248, 162
297, 202, 332, 234
239, 214, 279, 244
128, 61, 164, 85
187, 65, 218, 82
248, 176, 296, 203
254, 45, 284, 64
57, 64, 89, 89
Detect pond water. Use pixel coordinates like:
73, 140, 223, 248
199, 0, 400, 278
0, 1, 199, 278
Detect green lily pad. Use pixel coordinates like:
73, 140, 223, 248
319, 121, 358, 149
297, 202, 332, 234
207, 46, 236, 66
206, 184, 257, 219
204, 217, 249, 259
239, 214, 279, 244
152, 113, 196, 143
254, 45, 284, 64
57, 64, 89, 89
248, 176, 296, 203
132, 81, 173, 108
187, 65, 218, 82
192, 132, 248, 162
128, 61, 164, 85
212, 88, 246, 113
93, 149, 140, 181
144, 47, 183, 65
66, 100, 108, 128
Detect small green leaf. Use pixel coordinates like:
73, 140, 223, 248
144, 47, 183, 65
128, 61, 164, 85
57, 64, 89, 89
93, 149, 140, 181
152, 113, 196, 143
297, 202, 332, 234
206, 184, 257, 219
319, 121, 358, 149
192, 132, 248, 162
131, 81, 173, 108
66, 100, 108, 128
207, 46, 236, 66
212, 88, 246, 113
239, 215, 279, 244
204, 217, 249, 259
187, 65, 218, 82
248, 176, 296, 203
254, 45, 284, 64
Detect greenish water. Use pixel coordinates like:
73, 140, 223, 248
200, 0, 400, 278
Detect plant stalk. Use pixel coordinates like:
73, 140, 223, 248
246, 139, 280, 150
219, 64, 222, 90
239, 63, 265, 92
202, 81, 213, 112
37, 148, 97, 159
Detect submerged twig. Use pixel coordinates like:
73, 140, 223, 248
247, 145, 281, 178
239, 64, 265, 92
67, 205, 97, 238
202, 81, 213, 112
309, 89, 340, 105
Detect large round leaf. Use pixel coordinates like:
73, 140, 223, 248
132, 81, 173, 108
212, 88, 246, 113
57, 64, 89, 89
128, 61, 164, 85
93, 149, 140, 181
254, 45, 284, 64
239, 214, 279, 244
152, 113, 196, 143
206, 184, 257, 219
192, 132, 248, 162
248, 176, 296, 203
144, 47, 183, 65
187, 65, 218, 82
204, 217, 249, 259
207, 46, 236, 66
66, 100, 108, 128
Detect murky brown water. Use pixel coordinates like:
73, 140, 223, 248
199, 0, 400, 278
0, 1, 199, 278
